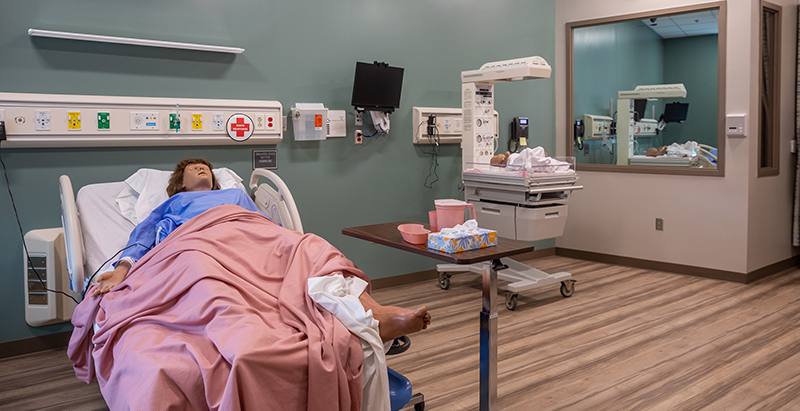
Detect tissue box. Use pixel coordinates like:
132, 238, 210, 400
427, 227, 497, 253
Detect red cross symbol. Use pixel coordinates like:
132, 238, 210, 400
230, 117, 251, 138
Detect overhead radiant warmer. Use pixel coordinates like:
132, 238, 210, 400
437, 56, 583, 310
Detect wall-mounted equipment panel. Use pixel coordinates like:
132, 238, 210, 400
412, 107, 498, 144
582, 114, 613, 140
634, 119, 658, 137
0, 93, 282, 148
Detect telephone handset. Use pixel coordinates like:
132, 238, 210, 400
574, 120, 584, 151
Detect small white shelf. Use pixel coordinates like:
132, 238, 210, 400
28, 28, 244, 54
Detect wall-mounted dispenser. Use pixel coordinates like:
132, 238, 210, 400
291, 103, 328, 141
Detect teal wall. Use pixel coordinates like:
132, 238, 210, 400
0, 0, 556, 343
572, 21, 663, 164
661, 34, 719, 147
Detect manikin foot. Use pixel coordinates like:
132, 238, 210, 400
359, 293, 432, 343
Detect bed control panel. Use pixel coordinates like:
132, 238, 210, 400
23, 228, 77, 326
0, 93, 283, 148
27, 255, 48, 305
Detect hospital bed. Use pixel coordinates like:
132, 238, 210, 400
59, 167, 423, 411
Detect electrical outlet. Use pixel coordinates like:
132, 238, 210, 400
656, 218, 664, 231
35, 110, 50, 131
355, 130, 363, 144
254, 113, 266, 130
97, 112, 110, 130
67, 112, 81, 130
191, 113, 203, 131
265, 114, 277, 131
354, 111, 363, 126
212, 113, 225, 131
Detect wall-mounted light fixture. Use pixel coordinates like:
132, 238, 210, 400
28, 28, 244, 54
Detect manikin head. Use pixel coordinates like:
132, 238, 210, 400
167, 158, 221, 197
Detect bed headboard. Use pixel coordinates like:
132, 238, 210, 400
59, 175, 85, 293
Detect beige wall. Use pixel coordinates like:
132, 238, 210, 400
555, 0, 798, 276
747, 0, 798, 272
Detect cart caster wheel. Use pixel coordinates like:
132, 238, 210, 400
505, 292, 518, 311
560, 280, 575, 297
438, 273, 451, 290
414, 402, 425, 411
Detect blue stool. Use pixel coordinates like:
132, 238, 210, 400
387, 337, 425, 411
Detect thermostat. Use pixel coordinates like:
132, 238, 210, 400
726, 114, 747, 137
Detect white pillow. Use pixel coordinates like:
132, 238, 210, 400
115, 167, 247, 225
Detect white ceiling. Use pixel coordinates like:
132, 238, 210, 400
641, 10, 719, 39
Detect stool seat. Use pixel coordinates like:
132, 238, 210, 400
388, 367, 413, 411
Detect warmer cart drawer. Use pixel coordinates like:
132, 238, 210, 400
516, 204, 568, 241
471, 201, 516, 239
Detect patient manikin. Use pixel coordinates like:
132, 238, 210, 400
92, 158, 431, 343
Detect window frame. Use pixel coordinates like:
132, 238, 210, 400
758, 1, 781, 177
566, 2, 727, 177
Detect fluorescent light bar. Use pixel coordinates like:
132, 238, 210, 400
28, 28, 244, 54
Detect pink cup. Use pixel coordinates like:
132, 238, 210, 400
429, 211, 438, 232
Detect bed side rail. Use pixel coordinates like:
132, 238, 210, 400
248, 169, 304, 234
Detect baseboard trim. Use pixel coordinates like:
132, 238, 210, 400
555, 248, 800, 284
0, 330, 72, 359
745, 254, 800, 283
370, 248, 556, 290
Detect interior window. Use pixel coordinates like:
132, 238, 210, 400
568, 4, 725, 175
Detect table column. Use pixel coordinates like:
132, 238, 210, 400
479, 260, 503, 411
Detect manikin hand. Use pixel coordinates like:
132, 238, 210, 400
91, 262, 131, 297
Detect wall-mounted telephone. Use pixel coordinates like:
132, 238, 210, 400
574, 119, 584, 151
509, 116, 529, 152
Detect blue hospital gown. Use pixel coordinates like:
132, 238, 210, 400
117, 188, 267, 265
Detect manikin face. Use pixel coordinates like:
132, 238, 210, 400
182, 163, 214, 192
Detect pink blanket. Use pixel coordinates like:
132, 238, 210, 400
68, 204, 368, 410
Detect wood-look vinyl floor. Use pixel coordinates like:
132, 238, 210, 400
2, 256, 799, 410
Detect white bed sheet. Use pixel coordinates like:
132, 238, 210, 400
76, 182, 135, 283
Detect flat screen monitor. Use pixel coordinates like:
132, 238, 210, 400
663, 102, 689, 123
351, 62, 404, 112
633, 99, 647, 120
